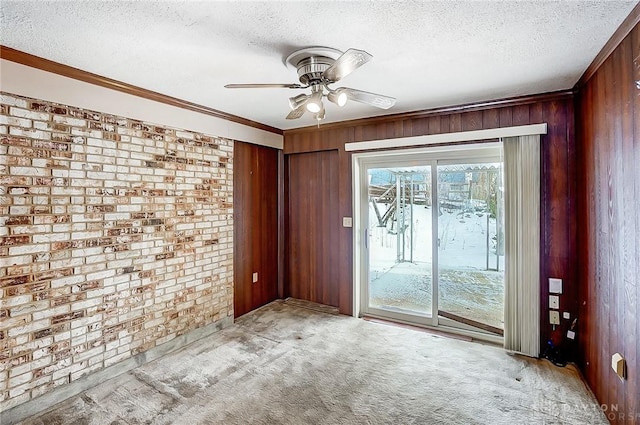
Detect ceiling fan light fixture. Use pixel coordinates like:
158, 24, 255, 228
307, 102, 322, 113
224, 46, 396, 122
306, 89, 324, 113
328, 88, 348, 107
288, 93, 308, 110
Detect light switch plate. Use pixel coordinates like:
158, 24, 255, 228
563, 311, 570, 320
342, 217, 353, 228
549, 295, 559, 309
549, 310, 560, 325
549, 278, 563, 294
252, 272, 258, 283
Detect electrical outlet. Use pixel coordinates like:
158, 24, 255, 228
252, 272, 258, 283
342, 217, 353, 227
549, 310, 560, 325
549, 295, 559, 309
612, 353, 626, 380
563, 311, 570, 320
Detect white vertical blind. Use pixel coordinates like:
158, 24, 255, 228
503, 135, 541, 357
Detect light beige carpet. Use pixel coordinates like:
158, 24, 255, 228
19, 299, 606, 424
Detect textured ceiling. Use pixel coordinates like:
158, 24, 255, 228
1, 1, 637, 130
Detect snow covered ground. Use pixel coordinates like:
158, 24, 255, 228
368, 203, 505, 330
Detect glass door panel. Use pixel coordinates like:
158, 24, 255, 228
367, 166, 432, 316
436, 162, 505, 334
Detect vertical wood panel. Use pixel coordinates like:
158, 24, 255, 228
331, 149, 341, 306
440, 115, 451, 133
234, 141, 252, 317
338, 126, 354, 312
410, 117, 429, 136
450, 113, 462, 132
595, 60, 610, 412
530, 102, 543, 124
379, 122, 390, 139
402, 119, 414, 138
392, 120, 404, 139
632, 25, 640, 423
606, 48, 620, 413
286, 150, 340, 307
258, 146, 279, 307
498, 107, 513, 127
318, 154, 327, 303
234, 142, 279, 318
576, 23, 639, 424
547, 100, 571, 276
278, 150, 285, 299
461, 110, 483, 131
354, 125, 364, 142
565, 97, 577, 327
540, 99, 573, 350
427, 116, 441, 134
251, 144, 262, 308
577, 75, 594, 386
512, 104, 530, 126
482, 108, 500, 129
293, 153, 310, 300
363, 124, 378, 142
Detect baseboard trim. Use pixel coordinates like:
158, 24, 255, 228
1, 316, 233, 425
282, 297, 340, 315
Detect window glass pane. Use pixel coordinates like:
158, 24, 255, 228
437, 163, 504, 331
368, 167, 432, 316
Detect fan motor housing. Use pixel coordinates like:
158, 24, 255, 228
296, 56, 334, 85
286, 47, 343, 86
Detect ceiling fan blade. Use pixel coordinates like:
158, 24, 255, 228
286, 105, 306, 120
225, 83, 306, 89
342, 88, 396, 109
322, 48, 373, 82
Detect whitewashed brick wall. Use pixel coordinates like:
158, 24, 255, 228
0, 92, 234, 410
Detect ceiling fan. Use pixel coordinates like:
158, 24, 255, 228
225, 46, 396, 122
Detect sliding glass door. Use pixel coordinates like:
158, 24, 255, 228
368, 166, 433, 316
359, 145, 504, 339
436, 162, 504, 336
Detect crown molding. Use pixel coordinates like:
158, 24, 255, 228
284, 90, 574, 134
576, 2, 640, 88
0, 45, 283, 135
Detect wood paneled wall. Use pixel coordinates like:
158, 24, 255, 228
285, 150, 341, 306
233, 141, 280, 318
283, 93, 577, 356
576, 22, 639, 424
